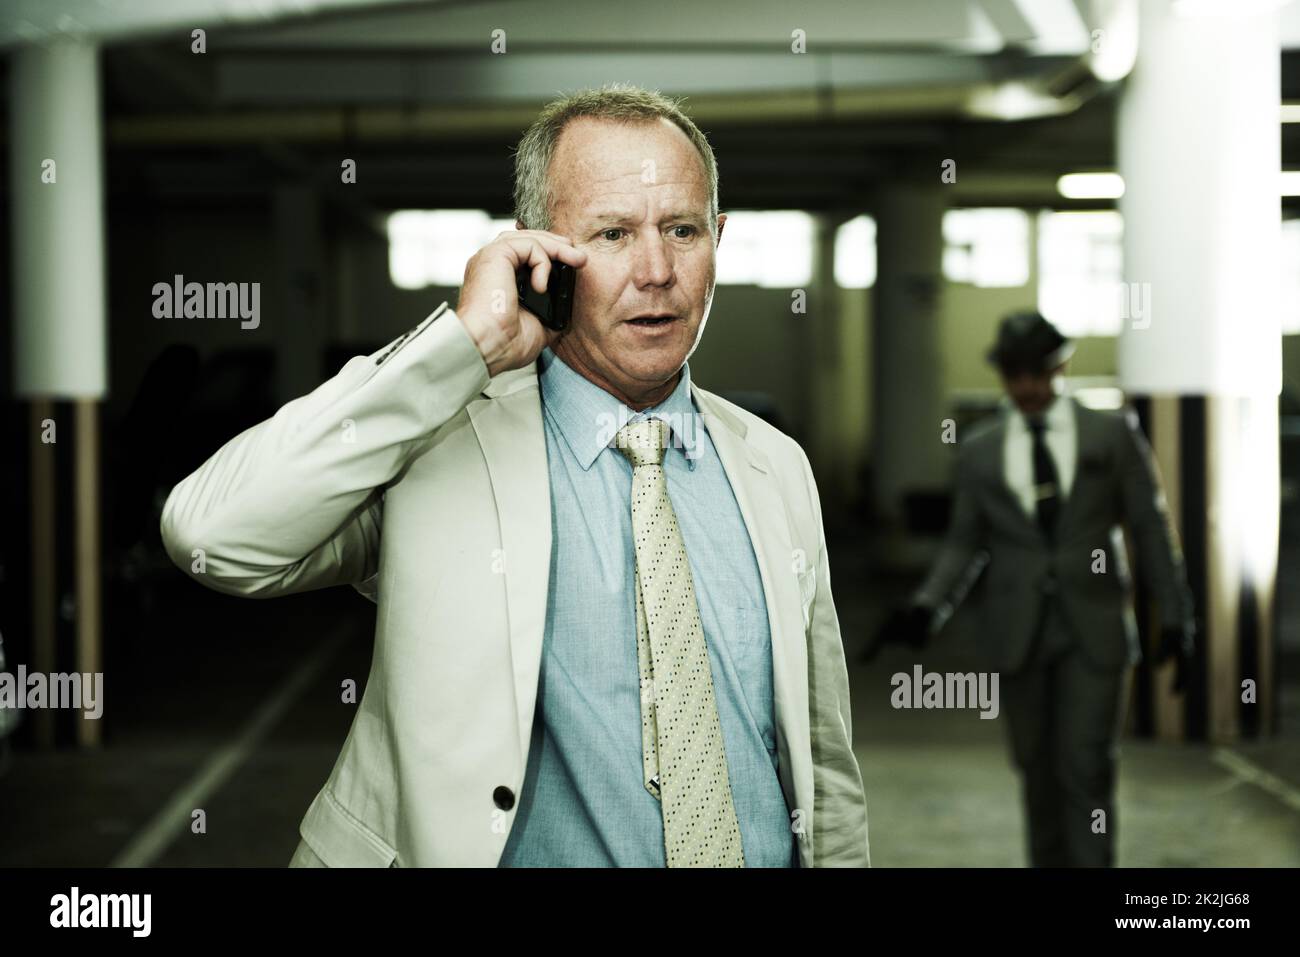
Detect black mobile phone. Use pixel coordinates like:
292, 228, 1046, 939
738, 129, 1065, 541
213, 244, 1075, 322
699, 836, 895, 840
516, 260, 575, 332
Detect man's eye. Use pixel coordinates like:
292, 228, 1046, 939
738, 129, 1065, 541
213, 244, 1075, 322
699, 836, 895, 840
671, 225, 696, 239
601, 228, 625, 242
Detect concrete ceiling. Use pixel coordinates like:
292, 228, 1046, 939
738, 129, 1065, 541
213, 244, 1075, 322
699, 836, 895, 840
4, 0, 1299, 214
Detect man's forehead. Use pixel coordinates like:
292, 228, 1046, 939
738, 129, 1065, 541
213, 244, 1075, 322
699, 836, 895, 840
548, 117, 710, 224
553, 118, 703, 178
567, 184, 708, 227
566, 154, 701, 184
575, 200, 708, 226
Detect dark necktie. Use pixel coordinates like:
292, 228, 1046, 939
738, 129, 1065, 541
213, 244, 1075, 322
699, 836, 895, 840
1028, 417, 1059, 543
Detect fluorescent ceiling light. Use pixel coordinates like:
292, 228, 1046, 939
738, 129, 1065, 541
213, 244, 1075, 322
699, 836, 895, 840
1060, 170, 1300, 199
1057, 173, 1126, 199
967, 82, 1075, 121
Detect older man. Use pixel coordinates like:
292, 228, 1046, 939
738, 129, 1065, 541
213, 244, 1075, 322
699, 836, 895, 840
161, 84, 869, 868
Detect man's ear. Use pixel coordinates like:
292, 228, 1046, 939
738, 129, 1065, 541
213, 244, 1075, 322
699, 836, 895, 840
715, 212, 726, 246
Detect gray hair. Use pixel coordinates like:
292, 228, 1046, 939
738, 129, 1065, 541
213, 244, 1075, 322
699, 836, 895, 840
511, 82, 720, 234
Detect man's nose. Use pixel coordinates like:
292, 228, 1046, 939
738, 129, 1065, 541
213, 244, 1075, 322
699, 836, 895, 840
631, 233, 674, 287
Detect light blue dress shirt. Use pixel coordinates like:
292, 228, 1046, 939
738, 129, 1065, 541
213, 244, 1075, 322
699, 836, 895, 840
498, 347, 797, 867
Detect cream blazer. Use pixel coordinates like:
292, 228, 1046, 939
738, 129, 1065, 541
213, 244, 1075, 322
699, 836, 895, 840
161, 302, 870, 868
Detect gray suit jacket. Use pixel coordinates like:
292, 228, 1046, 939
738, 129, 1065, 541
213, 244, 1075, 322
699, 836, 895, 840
913, 397, 1196, 675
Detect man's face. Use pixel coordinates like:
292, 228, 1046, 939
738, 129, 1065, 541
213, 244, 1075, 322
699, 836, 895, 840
539, 116, 724, 404
1000, 363, 1063, 416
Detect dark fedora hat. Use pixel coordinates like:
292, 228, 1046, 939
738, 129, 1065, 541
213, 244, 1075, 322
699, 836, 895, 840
986, 310, 1074, 374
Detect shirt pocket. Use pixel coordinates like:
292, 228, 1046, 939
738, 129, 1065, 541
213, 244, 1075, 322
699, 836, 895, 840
722, 600, 771, 652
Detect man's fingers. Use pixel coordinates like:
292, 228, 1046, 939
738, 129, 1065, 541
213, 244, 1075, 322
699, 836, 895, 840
552, 242, 588, 268
495, 234, 588, 297
515, 228, 585, 258
530, 256, 551, 295
499, 233, 586, 271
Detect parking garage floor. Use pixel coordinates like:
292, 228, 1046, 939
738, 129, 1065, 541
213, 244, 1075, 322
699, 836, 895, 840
1, 529, 1296, 868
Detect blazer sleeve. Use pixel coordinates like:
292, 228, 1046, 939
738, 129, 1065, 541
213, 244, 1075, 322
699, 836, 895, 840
913, 440, 988, 613
796, 445, 871, 867
1115, 407, 1196, 632
160, 302, 490, 599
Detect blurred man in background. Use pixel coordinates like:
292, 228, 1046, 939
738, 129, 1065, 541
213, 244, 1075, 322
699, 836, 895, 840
877, 310, 1196, 867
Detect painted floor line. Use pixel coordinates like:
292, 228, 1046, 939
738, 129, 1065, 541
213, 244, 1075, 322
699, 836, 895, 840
109, 628, 348, 868
1211, 747, 1300, 815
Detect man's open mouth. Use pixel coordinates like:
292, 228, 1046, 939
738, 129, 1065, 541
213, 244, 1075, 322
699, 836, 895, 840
627, 314, 676, 326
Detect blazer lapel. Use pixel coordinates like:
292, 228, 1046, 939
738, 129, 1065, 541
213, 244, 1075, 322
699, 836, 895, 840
989, 408, 1070, 543
982, 417, 1034, 525
691, 386, 813, 843
466, 365, 552, 762
1054, 398, 1097, 539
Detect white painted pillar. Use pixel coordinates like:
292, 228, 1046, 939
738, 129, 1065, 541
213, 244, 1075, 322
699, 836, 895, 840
12, 39, 107, 397
11, 39, 108, 748
1117, 0, 1281, 743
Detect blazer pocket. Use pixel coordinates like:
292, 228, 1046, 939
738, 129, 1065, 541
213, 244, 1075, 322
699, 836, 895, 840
301, 785, 399, 868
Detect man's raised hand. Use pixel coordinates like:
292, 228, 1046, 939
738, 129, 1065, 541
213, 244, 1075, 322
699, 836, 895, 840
455, 229, 587, 377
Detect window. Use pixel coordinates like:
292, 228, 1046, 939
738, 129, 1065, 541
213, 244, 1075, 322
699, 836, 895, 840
387, 210, 517, 290
942, 208, 1030, 287
1036, 210, 1125, 336
715, 210, 813, 287
389, 209, 821, 291
834, 215, 877, 289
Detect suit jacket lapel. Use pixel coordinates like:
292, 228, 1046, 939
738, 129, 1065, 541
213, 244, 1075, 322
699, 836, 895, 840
467, 366, 552, 761
1054, 397, 1095, 540
984, 417, 1035, 527
691, 385, 813, 836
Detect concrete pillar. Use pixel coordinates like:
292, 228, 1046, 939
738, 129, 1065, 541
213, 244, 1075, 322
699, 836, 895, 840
805, 213, 843, 506
11, 40, 108, 748
1117, 0, 1280, 743
871, 185, 948, 536
11, 40, 107, 398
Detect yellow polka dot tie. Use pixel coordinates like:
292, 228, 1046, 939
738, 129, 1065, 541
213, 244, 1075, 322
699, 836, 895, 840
615, 417, 745, 867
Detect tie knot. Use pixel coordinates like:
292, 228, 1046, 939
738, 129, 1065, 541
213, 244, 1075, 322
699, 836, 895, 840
1028, 416, 1047, 436
616, 418, 669, 468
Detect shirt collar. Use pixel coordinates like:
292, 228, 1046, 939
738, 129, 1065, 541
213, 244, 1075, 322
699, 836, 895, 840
1001, 388, 1072, 433
538, 347, 703, 471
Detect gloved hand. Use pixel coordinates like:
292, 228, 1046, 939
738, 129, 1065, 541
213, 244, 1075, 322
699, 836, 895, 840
1155, 620, 1196, 694
861, 601, 934, 662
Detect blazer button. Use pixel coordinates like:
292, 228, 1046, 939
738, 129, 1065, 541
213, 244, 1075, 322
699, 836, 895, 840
493, 786, 515, 811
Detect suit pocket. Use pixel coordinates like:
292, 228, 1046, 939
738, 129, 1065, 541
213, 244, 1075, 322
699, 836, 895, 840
300, 785, 399, 868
